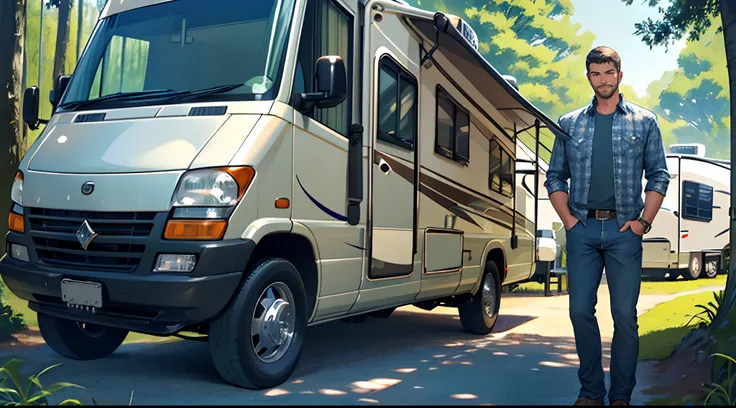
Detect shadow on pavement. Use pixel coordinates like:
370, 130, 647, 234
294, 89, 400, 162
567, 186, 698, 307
5, 310, 621, 405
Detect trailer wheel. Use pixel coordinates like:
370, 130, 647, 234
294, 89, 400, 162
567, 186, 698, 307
458, 262, 500, 335
37, 313, 128, 360
685, 253, 702, 280
703, 255, 719, 279
209, 258, 307, 389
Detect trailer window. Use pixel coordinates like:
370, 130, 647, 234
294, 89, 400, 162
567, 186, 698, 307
376, 56, 417, 150
435, 85, 470, 166
682, 180, 713, 222
489, 138, 513, 198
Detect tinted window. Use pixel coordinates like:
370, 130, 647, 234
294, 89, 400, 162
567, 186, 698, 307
293, 0, 352, 136
489, 138, 514, 198
376, 57, 416, 150
682, 180, 713, 222
435, 85, 470, 165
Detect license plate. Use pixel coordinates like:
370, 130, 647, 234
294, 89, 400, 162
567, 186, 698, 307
61, 279, 102, 308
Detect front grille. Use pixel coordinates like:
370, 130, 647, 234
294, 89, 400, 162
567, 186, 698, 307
27, 208, 157, 272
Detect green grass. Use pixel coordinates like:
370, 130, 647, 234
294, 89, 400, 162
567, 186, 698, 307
640, 274, 727, 295
1, 285, 175, 345
638, 290, 716, 361
510, 273, 726, 295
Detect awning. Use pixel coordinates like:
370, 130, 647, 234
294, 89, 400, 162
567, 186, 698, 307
401, 10, 571, 161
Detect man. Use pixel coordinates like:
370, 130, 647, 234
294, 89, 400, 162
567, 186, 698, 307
544, 46, 670, 406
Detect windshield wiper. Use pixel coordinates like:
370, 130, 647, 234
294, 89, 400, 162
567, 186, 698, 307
59, 89, 187, 111
59, 83, 246, 112
170, 83, 245, 102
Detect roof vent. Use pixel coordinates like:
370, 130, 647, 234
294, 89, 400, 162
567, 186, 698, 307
503, 75, 519, 91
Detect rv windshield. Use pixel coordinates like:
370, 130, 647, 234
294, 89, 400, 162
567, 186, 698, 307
58, 0, 296, 111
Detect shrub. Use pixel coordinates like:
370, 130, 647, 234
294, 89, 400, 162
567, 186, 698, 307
0, 358, 84, 405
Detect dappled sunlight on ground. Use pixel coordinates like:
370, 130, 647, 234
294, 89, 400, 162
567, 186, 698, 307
4, 304, 640, 405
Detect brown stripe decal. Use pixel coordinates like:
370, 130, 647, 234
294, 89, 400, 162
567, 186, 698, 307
373, 150, 534, 235
419, 184, 483, 229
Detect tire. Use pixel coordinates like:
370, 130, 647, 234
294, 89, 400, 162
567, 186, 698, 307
209, 258, 308, 389
458, 261, 501, 335
37, 313, 128, 360
703, 256, 719, 279
685, 253, 702, 280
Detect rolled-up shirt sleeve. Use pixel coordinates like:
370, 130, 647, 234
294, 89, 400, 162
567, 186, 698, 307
545, 124, 570, 196
643, 116, 670, 196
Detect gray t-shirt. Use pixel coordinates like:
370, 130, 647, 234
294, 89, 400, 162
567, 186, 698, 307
587, 111, 616, 210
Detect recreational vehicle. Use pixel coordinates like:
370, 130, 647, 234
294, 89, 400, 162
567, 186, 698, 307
642, 153, 730, 280
1, 0, 564, 389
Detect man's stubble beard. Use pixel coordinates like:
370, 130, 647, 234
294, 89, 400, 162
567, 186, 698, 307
593, 82, 619, 99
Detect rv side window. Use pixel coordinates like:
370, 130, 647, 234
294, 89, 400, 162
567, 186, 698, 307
489, 138, 513, 198
682, 180, 713, 222
435, 86, 470, 165
376, 56, 417, 150
292, 0, 353, 136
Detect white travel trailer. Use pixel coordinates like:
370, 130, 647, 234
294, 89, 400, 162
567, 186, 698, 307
642, 154, 730, 280
1, 0, 565, 389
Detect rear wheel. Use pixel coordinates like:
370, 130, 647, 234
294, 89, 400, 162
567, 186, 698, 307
703, 255, 719, 279
37, 313, 128, 360
209, 258, 307, 389
458, 262, 501, 335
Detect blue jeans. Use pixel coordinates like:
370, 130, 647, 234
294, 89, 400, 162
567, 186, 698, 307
565, 216, 642, 403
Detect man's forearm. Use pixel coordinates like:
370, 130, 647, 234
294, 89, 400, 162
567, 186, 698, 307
641, 191, 665, 224
549, 191, 574, 221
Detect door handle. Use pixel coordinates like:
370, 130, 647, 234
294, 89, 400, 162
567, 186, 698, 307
378, 158, 392, 175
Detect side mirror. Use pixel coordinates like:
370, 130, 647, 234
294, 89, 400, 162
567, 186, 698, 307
23, 87, 45, 130
295, 56, 347, 113
49, 74, 71, 110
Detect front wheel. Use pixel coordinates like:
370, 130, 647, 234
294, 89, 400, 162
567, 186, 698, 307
685, 253, 702, 280
209, 258, 308, 389
37, 313, 128, 360
458, 262, 501, 335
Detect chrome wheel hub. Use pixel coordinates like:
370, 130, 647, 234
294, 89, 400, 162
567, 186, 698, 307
252, 282, 296, 363
482, 273, 497, 317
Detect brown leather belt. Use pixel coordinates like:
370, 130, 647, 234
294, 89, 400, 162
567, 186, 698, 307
588, 209, 616, 220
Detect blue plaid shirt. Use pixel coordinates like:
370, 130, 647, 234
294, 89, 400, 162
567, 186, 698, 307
544, 94, 670, 228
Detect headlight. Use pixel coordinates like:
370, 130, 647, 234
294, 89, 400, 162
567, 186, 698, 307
11, 171, 22, 205
170, 166, 255, 219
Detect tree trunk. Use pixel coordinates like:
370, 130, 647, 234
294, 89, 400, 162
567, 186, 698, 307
0, 0, 27, 252
53, 0, 72, 81
722, 0, 736, 324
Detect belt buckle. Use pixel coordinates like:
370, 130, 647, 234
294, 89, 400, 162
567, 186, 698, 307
595, 210, 609, 220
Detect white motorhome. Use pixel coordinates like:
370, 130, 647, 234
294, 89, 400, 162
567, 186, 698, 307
642, 154, 730, 280
1, 0, 564, 389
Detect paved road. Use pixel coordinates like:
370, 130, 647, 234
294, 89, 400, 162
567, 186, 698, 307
0, 286, 681, 406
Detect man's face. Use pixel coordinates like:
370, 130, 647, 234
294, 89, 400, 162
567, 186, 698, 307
586, 62, 622, 99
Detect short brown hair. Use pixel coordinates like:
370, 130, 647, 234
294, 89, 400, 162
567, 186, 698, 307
586, 46, 621, 72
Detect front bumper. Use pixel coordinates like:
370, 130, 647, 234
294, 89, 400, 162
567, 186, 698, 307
0, 210, 254, 335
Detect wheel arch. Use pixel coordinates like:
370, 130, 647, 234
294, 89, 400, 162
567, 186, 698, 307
240, 219, 322, 322
471, 240, 506, 295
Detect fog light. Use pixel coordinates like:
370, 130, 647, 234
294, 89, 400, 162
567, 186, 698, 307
154, 254, 196, 272
10, 244, 29, 262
